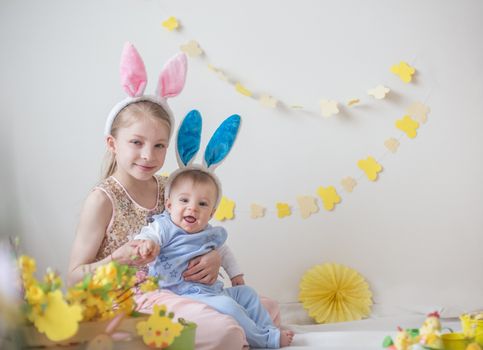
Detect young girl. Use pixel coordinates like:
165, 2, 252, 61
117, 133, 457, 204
67, 43, 280, 350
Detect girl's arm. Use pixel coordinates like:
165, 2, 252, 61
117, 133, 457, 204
218, 244, 245, 286
67, 189, 113, 286
183, 249, 222, 285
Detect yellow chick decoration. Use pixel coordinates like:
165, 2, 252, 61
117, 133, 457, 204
33, 290, 83, 341
419, 311, 444, 350
137, 304, 184, 348
394, 327, 413, 350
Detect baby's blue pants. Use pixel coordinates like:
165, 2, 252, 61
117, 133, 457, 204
186, 285, 280, 348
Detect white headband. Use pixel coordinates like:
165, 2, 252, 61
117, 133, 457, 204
105, 42, 188, 138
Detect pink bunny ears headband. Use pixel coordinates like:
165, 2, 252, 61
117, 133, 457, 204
105, 42, 188, 137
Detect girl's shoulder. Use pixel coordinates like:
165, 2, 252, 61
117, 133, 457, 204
80, 188, 113, 227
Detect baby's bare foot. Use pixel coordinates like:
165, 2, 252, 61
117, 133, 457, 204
280, 329, 294, 347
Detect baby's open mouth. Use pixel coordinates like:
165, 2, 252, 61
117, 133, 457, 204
184, 216, 196, 223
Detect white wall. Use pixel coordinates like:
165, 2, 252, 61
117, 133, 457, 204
1, 0, 482, 312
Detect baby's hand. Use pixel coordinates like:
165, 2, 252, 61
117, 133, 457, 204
231, 275, 245, 286
136, 240, 160, 262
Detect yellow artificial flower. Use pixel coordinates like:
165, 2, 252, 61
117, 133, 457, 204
19, 255, 36, 274
92, 262, 117, 286
43, 269, 63, 289
140, 278, 159, 293
299, 263, 373, 323
26, 285, 46, 305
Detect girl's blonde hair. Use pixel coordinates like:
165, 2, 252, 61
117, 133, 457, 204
102, 101, 171, 179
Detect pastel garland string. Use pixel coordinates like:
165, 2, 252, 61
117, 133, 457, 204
160, 16, 433, 220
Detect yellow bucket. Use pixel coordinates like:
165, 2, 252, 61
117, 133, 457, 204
442, 332, 473, 350
461, 314, 483, 346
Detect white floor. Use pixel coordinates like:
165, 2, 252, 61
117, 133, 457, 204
258, 303, 464, 350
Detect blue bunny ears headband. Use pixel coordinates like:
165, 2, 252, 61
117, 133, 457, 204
165, 110, 242, 208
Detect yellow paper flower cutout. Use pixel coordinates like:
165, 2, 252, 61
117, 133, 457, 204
214, 196, 235, 221
390, 61, 416, 83
180, 40, 203, 57
316, 186, 341, 211
320, 99, 339, 117
357, 156, 382, 181
207, 64, 229, 81
367, 85, 390, 99
341, 177, 357, 193
235, 83, 252, 97
250, 203, 265, 219
384, 138, 400, 153
162, 16, 179, 31
347, 98, 360, 107
406, 101, 430, 124
33, 290, 83, 341
296, 196, 319, 219
276, 202, 291, 218
259, 94, 278, 108
299, 263, 373, 323
396, 115, 419, 139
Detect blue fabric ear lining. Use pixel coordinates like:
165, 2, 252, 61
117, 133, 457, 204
204, 114, 241, 168
177, 110, 202, 166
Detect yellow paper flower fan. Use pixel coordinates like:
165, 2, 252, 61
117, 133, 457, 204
299, 263, 373, 323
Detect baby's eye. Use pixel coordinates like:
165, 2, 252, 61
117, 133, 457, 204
199, 201, 209, 207
179, 198, 188, 203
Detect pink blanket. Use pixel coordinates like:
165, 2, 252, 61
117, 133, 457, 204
135, 290, 280, 350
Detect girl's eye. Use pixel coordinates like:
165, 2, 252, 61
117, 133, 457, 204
130, 140, 142, 146
155, 143, 166, 149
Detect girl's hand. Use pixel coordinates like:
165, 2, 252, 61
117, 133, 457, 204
183, 249, 221, 285
112, 240, 157, 266
231, 275, 245, 286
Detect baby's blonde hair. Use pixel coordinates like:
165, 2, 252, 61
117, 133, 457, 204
102, 101, 171, 179
168, 169, 219, 208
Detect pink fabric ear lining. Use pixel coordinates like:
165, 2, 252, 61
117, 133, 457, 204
157, 52, 188, 98
120, 42, 148, 97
